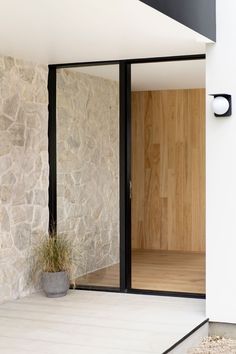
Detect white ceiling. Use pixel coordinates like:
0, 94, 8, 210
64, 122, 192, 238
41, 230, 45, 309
0, 0, 211, 65
68, 59, 205, 90
131, 60, 205, 90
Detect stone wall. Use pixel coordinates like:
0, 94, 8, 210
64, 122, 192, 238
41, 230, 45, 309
0, 56, 49, 302
57, 69, 119, 278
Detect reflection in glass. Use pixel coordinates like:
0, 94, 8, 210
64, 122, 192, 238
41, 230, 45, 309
56, 65, 120, 288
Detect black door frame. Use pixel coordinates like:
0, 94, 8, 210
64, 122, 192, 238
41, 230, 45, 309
48, 53, 206, 299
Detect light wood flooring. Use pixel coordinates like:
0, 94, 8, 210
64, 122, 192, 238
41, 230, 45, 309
0, 291, 206, 354
76, 250, 205, 294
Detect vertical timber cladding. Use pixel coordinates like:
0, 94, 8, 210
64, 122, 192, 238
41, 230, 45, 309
131, 89, 205, 252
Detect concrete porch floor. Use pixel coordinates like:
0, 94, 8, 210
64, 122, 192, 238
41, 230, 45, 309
0, 290, 206, 354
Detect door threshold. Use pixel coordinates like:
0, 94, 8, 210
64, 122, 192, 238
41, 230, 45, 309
72, 285, 205, 299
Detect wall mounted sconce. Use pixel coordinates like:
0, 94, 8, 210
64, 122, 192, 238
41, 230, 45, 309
210, 94, 232, 117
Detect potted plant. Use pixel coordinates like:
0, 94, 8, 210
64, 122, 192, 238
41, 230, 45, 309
36, 232, 73, 298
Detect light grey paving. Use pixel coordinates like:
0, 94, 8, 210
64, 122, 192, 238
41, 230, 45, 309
0, 290, 206, 354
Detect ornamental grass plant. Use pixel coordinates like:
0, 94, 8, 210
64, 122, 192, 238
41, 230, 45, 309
36, 231, 72, 273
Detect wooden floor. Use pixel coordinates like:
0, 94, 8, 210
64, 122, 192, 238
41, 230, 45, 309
76, 250, 205, 294
0, 291, 206, 354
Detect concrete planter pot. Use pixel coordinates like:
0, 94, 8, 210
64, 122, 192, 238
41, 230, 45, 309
42, 271, 70, 298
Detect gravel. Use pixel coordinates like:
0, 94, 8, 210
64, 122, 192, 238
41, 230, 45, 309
189, 336, 236, 353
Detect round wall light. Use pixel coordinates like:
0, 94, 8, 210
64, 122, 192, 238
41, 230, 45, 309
210, 94, 232, 117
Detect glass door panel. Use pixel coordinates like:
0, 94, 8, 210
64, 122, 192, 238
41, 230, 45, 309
131, 60, 206, 294
56, 64, 120, 288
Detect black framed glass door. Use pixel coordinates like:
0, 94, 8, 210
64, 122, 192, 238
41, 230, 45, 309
48, 54, 205, 298
130, 59, 206, 296
50, 63, 121, 289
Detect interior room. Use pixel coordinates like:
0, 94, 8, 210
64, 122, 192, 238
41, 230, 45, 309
131, 60, 205, 294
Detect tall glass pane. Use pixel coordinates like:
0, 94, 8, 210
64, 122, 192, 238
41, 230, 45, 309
131, 60, 206, 294
56, 65, 120, 288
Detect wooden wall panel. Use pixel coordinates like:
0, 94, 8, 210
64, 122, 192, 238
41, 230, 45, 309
131, 89, 205, 252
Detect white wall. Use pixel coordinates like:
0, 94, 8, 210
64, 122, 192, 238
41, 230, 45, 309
206, 0, 236, 323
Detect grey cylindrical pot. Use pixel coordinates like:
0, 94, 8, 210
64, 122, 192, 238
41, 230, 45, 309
42, 271, 69, 298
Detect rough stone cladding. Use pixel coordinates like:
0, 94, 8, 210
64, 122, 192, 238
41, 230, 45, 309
0, 56, 49, 302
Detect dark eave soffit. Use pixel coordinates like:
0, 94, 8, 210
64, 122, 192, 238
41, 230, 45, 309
139, 0, 216, 42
